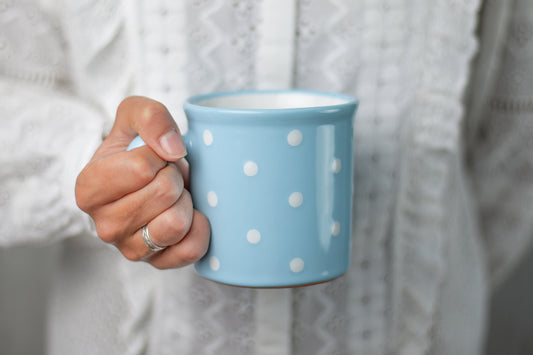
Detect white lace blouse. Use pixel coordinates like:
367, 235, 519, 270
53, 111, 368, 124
1, 0, 532, 354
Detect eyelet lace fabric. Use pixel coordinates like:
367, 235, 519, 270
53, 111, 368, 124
127, 1, 483, 354
2, 0, 533, 355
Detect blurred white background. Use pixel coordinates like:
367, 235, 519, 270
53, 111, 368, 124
1, 244, 533, 354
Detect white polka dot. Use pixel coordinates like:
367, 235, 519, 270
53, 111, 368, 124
207, 191, 218, 207
288, 192, 303, 208
203, 129, 213, 146
243, 161, 258, 176
290, 258, 304, 273
332, 158, 342, 174
209, 256, 220, 271
287, 129, 303, 146
331, 221, 341, 236
246, 229, 261, 244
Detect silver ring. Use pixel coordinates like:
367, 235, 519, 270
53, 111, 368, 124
142, 225, 165, 252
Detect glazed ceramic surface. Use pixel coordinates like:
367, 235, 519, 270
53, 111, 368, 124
130, 90, 357, 287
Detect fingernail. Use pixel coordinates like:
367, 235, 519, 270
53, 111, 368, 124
160, 129, 187, 159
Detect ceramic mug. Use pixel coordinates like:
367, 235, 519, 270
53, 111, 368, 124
129, 90, 358, 288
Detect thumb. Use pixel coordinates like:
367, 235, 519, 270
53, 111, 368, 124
112, 96, 187, 161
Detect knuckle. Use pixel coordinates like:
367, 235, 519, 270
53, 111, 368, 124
139, 101, 169, 126
75, 190, 90, 212
74, 170, 95, 212
129, 155, 158, 186
151, 263, 164, 270
180, 245, 206, 265
194, 211, 211, 238
167, 211, 190, 238
154, 170, 182, 204
117, 96, 137, 114
121, 247, 145, 262
152, 262, 172, 270
170, 194, 193, 236
94, 220, 122, 244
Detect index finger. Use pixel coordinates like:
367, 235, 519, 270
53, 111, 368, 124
106, 96, 187, 161
76, 145, 167, 211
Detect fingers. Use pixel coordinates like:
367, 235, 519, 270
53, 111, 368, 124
89, 162, 210, 269
76, 146, 168, 210
115, 190, 195, 262
75, 96, 204, 269
76, 97, 191, 215
91, 163, 184, 243
142, 189, 194, 247
113, 202, 210, 268
175, 157, 190, 189
108, 96, 187, 161
149, 210, 210, 269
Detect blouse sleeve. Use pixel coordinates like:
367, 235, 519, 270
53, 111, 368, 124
0, 0, 109, 246
467, 0, 533, 288
0, 80, 105, 246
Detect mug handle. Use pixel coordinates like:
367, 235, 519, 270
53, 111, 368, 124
127, 136, 147, 151
126, 135, 191, 152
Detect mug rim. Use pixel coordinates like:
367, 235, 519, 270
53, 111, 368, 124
184, 89, 358, 117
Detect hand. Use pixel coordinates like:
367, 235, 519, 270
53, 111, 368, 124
75, 96, 210, 269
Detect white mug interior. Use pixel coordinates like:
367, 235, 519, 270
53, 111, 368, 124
195, 92, 350, 110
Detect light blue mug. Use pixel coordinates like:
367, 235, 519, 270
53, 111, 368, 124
129, 90, 357, 288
